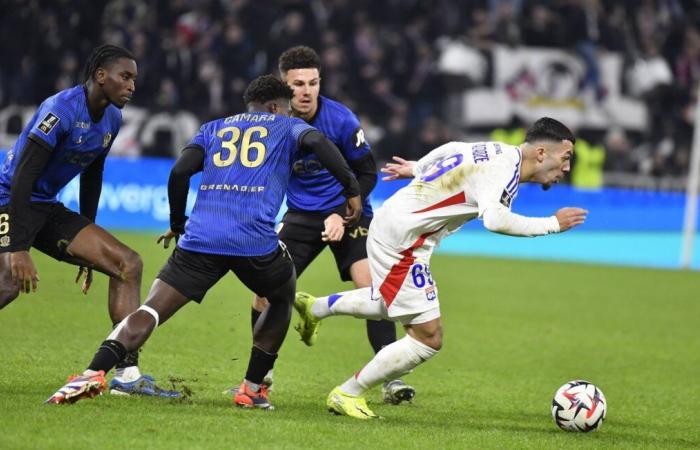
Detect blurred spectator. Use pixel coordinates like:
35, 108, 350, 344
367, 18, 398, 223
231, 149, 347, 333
0, 0, 699, 187
603, 128, 637, 173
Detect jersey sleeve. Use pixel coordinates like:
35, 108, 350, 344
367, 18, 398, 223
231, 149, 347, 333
290, 118, 316, 144
472, 157, 520, 218
188, 124, 209, 150
28, 99, 74, 149
340, 113, 371, 161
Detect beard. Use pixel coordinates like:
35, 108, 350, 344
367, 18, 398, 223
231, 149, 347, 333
542, 183, 552, 191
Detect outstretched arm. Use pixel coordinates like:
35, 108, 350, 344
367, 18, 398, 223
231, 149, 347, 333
482, 206, 587, 236
380, 156, 415, 181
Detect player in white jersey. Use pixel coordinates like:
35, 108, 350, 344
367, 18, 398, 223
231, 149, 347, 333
292, 117, 588, 419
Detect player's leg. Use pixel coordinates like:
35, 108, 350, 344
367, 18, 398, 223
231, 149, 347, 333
246, 221, 323, 389
348, 250, 416, 405
46, 281, 190, 404
234, 244, 295, 409
0, 203, 51, 308
327, 312, 441, 419
46, 247, 225, 403
62, 224, 143, 321
348, 261, 398, 354
51, 218, 150, 388
87, 280, 190, 373
334, 215, 398, 354
250, 220, 322, 326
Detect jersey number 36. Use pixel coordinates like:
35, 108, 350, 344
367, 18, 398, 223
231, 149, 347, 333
214, 126, 268, 168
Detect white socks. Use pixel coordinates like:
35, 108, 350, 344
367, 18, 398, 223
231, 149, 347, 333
113, 366, 142, 382
311, 288, 385, 320
339, 335, 438, 396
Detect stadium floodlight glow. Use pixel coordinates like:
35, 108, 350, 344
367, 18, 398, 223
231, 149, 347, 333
681, 84, 700, 269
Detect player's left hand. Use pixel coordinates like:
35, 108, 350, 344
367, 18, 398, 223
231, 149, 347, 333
75, 266, 93, 295
157, 229, 179, 249
344, 195, 363, 227
381, 156, 415, 181
322, 213, 345, 242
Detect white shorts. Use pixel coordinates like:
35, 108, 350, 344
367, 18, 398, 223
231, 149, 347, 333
367, 231, 441, 322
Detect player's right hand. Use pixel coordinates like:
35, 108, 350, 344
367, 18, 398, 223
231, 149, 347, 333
157, 229, 180, 249
10, 251, 39, 293
381, 156, 415, 181
555, 207, 588, 232
322, 213, 345, 242
344, 195, 363, 226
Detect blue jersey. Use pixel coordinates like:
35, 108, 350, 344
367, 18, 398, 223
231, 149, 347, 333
178, 112, 315, 256
286, 95, 373, 216
0, 85, 121, 205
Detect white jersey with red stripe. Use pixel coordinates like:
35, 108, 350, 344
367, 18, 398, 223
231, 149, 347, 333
368, 141, 521, 318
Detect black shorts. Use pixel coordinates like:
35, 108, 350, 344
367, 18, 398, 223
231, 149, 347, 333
157, 244, 295, 303
279, 211, 371, 281
0, 202, 92, 260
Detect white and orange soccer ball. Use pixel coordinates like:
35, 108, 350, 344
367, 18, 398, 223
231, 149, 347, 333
551, 380, 607, 432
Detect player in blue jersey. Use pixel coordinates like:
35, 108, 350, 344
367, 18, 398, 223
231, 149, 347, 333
246, 46, 415, 404
0, 44, 178, 401
46, 74, 362, 408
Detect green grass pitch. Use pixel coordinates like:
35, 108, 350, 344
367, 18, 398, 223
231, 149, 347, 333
0, 232, 698, 449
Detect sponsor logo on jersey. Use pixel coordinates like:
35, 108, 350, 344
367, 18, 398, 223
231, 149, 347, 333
102, 133, 112, 148
199, 184, 265, 192
38, 112, 60, 135
292, 158, 324, 175
500, 189, 513, 208
353, 127, 367, 148
349, 226, 369, 239
74, 121, 90, 129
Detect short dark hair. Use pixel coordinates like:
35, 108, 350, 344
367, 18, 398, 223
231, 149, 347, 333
82, 44, 135, 83
278, 46, 321, 74
243, 75, 294, 105
524, 117, 576, 145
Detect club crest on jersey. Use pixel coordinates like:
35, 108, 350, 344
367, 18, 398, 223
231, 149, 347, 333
102, 133, 112, 148
500, 189, 513, 208
425, 285, 436, 301
38, 113, 60, 135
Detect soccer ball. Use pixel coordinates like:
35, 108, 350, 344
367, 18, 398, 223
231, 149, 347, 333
551, 380, 607, 432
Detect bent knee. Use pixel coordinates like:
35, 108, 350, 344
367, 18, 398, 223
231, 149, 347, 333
412, 329, 442, 351
424, 334, 442, 351
118, 249, 143, 280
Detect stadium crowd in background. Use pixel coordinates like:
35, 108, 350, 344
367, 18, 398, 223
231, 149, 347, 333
1, 0, 698, 184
